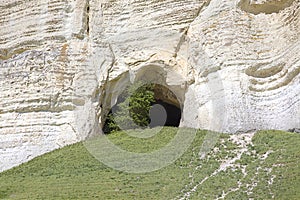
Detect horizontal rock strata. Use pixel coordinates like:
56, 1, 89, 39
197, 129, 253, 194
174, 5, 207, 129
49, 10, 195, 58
0, 0, 299, 172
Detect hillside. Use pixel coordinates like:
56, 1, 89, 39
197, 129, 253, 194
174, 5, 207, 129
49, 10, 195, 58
1, 0, 299, 173
0, 127, 299, 199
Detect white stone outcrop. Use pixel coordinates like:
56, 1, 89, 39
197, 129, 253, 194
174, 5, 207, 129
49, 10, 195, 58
0, 0, 299, 172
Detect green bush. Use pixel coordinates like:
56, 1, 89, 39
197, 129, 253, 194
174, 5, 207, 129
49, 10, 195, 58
105, 82, 155, 133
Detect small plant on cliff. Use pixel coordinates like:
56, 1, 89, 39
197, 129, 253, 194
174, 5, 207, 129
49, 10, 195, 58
104, 82, 155, 133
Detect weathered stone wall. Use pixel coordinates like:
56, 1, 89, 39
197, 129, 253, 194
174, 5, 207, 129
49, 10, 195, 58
0, 0, 299, 172
0, 0, 91, 172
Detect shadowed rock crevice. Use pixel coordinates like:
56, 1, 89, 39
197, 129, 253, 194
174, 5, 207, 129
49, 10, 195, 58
238, 0, 295, 14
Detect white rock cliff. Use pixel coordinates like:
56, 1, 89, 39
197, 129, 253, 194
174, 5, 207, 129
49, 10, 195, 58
0, 0, 299, 172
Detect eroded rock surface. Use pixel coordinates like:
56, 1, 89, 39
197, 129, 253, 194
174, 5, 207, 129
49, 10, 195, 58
0, 0, 299, 172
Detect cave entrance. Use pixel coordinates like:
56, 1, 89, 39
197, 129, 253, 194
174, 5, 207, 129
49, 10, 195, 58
102, 83, 182, 133
149, 84, 181, 128
149, 99, 181, 128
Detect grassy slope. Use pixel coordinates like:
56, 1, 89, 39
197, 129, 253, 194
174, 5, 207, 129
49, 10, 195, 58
0, 128, 299, 199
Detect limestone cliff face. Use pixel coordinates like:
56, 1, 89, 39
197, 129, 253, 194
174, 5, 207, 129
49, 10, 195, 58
0, 0, 299, 172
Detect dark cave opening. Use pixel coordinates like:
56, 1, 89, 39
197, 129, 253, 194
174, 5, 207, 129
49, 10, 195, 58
102, 84, 182, 133
149, 99, 181, 128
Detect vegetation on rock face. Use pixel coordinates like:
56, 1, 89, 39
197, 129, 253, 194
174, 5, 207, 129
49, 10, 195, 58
104, 82, 155, 133
0, 128, 299, 199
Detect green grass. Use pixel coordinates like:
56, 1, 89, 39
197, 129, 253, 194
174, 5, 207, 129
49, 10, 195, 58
0, 128, 299, 199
